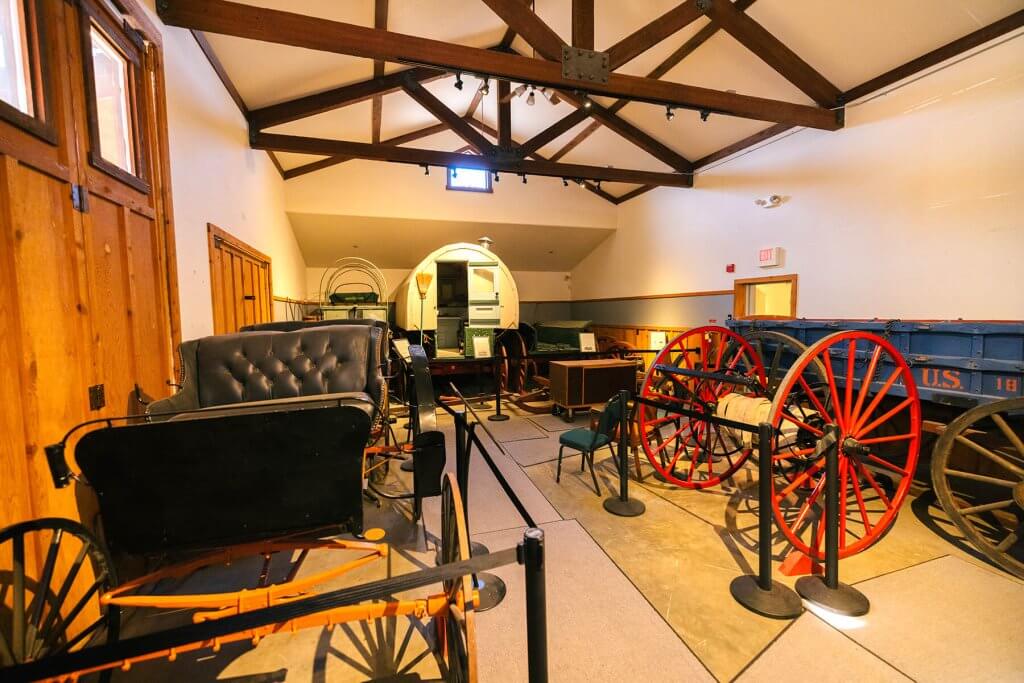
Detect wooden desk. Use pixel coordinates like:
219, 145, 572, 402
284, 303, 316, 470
549, 359, 637, 419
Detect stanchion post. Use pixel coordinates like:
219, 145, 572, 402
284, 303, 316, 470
602, 390, 646, 517
488, 355, 509, 422
795, 424, 870, 617
729, 422, 803, 618
522, 528, 548, 683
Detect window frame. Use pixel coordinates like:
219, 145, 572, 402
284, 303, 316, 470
446, 165, 493, 194
78, 0, 150, 193
0, 0, 56, 144
732, 273, 798, 320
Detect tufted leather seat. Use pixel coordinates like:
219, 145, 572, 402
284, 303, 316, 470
148, 325, 384, 421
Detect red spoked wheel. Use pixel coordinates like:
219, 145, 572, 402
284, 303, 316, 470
769, 330, 922, 560
639, 326, 767, 489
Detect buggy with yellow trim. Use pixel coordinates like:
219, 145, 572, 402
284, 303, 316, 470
0, 399, 497, 682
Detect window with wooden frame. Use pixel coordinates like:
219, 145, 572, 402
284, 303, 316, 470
79, 0, 149, 192
733, 274, 798, 320
0, 0, 54, 142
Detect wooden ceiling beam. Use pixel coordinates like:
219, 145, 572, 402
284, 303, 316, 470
282, 122, 450, 180
547, 0, 758, 162
704, 0, 840, 106
253, 132, 692, 187
842, 8, 1024, 103
560, 92, 693, 172
606, 1, 704, 71
402, 78, 497, 154
480, 0, 565, 60
249, 66, 442, 130
691, 9, 1024, 172
572, 0, 594, 50
467, 118, 621, 203
497, 80, 512, 150
371, 0, 388, 144
158, 0, 841, 130
518, 108, 590, 156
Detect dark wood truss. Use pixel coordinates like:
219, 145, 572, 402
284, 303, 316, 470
161, 1, 1024, 203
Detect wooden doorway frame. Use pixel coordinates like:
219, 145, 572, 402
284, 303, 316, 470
732, 273, 799, 320
208, 223, 273, 333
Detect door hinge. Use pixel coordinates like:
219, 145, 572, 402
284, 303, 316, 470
71, 184, 89, 213
88, 384, 105, 411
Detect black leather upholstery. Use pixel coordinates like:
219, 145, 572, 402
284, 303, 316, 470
149, 325, 384, 419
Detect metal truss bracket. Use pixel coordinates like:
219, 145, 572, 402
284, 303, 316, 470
561, 46, 609, 85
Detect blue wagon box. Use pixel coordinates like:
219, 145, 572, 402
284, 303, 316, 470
727, 319, 1024, 408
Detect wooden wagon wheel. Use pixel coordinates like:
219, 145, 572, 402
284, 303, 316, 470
769, 331, 922, 560
931, 397, 1024, 579
0, 518, 119, 680
435, 473, 477, 683
638, 326, 767, 489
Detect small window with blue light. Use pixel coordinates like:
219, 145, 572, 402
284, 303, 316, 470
446, 165, 492, 193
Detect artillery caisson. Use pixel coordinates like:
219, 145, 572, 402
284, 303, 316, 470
638, 325, 923, 565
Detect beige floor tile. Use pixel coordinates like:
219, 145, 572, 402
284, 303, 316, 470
737, 613, 912, 683
843, 555, 1024, 683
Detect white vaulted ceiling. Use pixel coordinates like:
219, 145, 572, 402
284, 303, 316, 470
196, 1, 1023, 266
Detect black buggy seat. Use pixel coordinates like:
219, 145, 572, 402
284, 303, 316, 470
71, 405, 370, 557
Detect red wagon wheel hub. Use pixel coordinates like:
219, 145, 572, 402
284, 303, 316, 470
638, 326, 767, 489
768, 330, 922, 561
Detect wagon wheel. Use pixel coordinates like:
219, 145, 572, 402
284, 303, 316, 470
769, 331, 921, 560
0, 518, 119, 678
435, 473, 476, 683
638, 326, 767, 489
931, 398, 1024, 579
739, 331, 830, 485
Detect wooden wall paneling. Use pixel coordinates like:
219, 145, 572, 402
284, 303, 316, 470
242, 257, 255, 326
125, 209, 171, 402
0, 156, 36, 533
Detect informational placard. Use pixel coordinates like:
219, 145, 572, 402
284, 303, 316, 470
579, 332, 597, 353
649, 330, 669, 349
472, 335, 492, 358
393, 338, 412, 361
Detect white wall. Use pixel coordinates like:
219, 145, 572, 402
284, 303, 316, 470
141, 2, 308, 340
305, 267, 570, 302
572, 35, 1024, 320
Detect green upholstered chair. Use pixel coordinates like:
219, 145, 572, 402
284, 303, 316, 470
556, 393, 624, 495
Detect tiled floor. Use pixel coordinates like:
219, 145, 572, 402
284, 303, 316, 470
114, 407, 1024, 682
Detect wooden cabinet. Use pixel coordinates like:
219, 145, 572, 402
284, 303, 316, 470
550, 360, 637, 413
209, 223, 272, 333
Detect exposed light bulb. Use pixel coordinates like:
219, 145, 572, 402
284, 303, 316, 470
478, 77, 489, 95
665, 106, 675, 121
526, 89, 536, 106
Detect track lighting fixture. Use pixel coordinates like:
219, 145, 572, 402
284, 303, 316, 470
478, 77, 489, 95
700, 109, 710, 122
526, 87, 536, 106
493, 171, 500, 182
562, 178, 569, 187
520, 173, 527, 184
577, 178, 585, 187
582, 98, 593, 109
422, 164, 429, 175
665, 106, 675, 121
596, 180, 602, 190
454, 72, 463, 90
451, 167, 457, 178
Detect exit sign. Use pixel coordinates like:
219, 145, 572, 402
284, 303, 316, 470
759, 247, 782, 268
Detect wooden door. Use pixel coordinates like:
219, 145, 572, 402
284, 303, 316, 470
0, 0, 178, 531
208, 223, 273, 334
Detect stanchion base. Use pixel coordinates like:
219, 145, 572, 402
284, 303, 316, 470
603, 496, 646, 517
488, 413, 510, 422
474, 572, 507, 612
400, 458, 415, 472
436, 540, 491, 567
730, 575, 802, 619
795, 576, 870, 617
